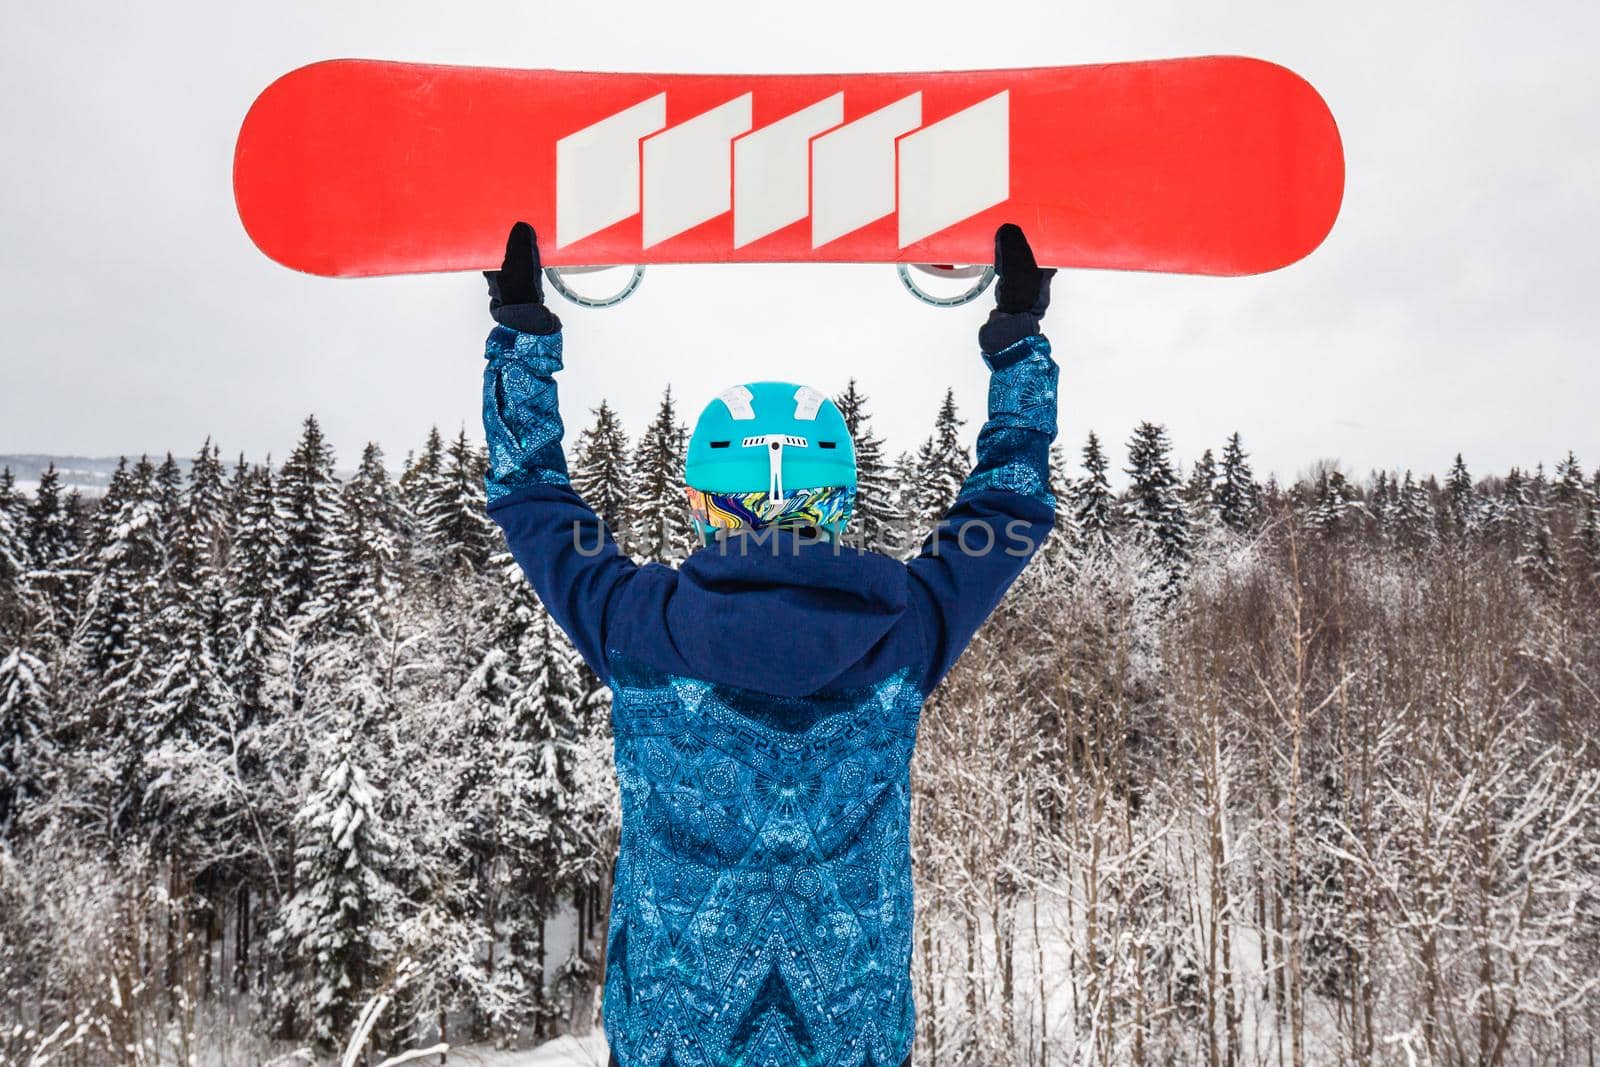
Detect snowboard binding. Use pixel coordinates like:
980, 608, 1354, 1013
542, 264, 648, 308
895, 263, 996, 307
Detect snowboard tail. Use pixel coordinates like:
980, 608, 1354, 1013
233, 57, 1344, 278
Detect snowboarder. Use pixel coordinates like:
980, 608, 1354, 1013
481, 220, 1059, 1067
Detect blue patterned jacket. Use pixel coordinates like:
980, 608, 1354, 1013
483, 323, 1058, 1067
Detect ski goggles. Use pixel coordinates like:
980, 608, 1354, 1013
685, 484, 855, 532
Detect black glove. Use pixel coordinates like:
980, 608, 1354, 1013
979, 223, 1056, 357
484, 221, 560, 335
994, 223, 1055, 315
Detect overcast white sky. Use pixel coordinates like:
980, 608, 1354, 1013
3, 0, 1598, 484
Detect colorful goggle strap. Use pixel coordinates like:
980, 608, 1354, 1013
685, 484, 855, 532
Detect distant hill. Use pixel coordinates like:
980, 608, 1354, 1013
2, 454, 366, 498
1, 454, 124, 496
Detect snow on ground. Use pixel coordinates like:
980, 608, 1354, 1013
439, 1032, 610, 1067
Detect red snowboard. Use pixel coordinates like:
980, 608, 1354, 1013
233, 57, 1343, 278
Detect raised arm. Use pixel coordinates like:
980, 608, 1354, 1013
907, 224, 1060, 693
482, 223, 639, 679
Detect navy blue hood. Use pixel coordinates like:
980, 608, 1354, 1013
664, 532, 914, 698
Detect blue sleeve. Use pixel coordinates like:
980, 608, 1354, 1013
482, 324, 640, 679
906, 333, 1058, 693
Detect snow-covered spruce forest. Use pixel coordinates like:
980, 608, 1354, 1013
2, 381, 1599, 1067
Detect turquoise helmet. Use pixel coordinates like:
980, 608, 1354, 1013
684, 382, 857, 544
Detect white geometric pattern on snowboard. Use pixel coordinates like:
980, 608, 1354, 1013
897, 91, 1010, 245
642, 94, 754, 247
733, 93, 846, 247
810, 94, 922, 247
556, 93, 667, 247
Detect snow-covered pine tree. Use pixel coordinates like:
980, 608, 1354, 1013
81, 454, 128, 575
163, 442, 232, 650
517, 607, 616, 1031
139, 441, 239, 852
139, 445, 249, 963
0, 468, 23, 532
1371, 471, 1395, 541
498, 604, 594, 1037
331, 443, 405, 632
403, 435, 503, 1009
1260, 473, 1284, 517
1122, 422, 1192, 581
1476, 477, 1508, 534
226, 465, 285, 723
154, 452, 185, 540
1048, 442, 1071, 510
78, 457, 166, 835
81, 457, 164, 677
272, 732, 402, 1049
1394, 470, 1435, 551
1552, 450, 1586, 508
1574, 495, 1600, 589
885, 451, 920, 557
62, 488, 88, 553
913, 388, 970, 534
1443, 453, 1480, 540
1520, 514, 1560, 589
0, 469, 23, 564
227, 451, 252, 520
833, 381, 896, 554
1587, 469, 1600, 563
526, 607, 596, 877
29, 468, 88, 638
1042, 442, 1077, 552
1492, 467, 1531, 552
1528, 462, 1549, 503
149, 443, 230, 672
0, 646, 51, 838
455, 555, 553, 1039
419, 429, 498, 575
186, 440, 230, 560
1307, 468, 1362, 541
1504, 463, 1555, 588
571, 401, 632, 536
557, 402, 628, 845
140, 600, 233, 852
277, 416, 345, 621
88, 457, 131, 542
1213, 432, 1259, 534
0, 471, 27, 635
628, 387, 692, 563
1184, 448, 1218, 519
24, 464, 74, 572
400, 426, 447, 523
218, 463, 291, 998
1069, 431, 1115, 557
909, 438, 939, 535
